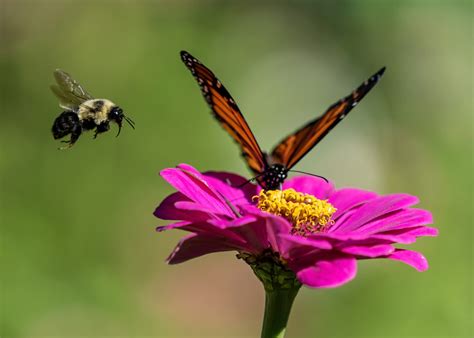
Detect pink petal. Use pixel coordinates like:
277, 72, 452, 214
157, 219, 255, 248
203, 171, 258, 206
371, 234, 418, 244
160, 167, 235, 218
335, 194, 420, 233
371, 226, 439, 243
315, 224, 437, 246
405, 225, 438, 237
387, 249, 429, 271
277, 235, 333, 268
279, 234, 333, 250
210, 215, 290, 254
167, 233, 242, 264
295, 255, 357, 288
208, 215, 258, 229
262, 214, 294, 253
175, 163, 203, 175
330, 209, 358, 232
176, 219, 253, 245
340, 244, 394, 257
156, 221, 190, 232
356, 209, 433, 235
380, 225, 439, 237
225, 212, 292, 254
284, 176, 335, 199
307, 232, 370, 242
329, 188, 378, 221
174, 201, 234, 218
154, 192, 205, 221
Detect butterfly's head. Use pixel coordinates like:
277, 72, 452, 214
262, 164, 288, 190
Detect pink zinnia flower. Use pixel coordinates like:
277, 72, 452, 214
155, 164, 437, 289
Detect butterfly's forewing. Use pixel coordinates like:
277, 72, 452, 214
180, 51, 266, 175
270, 67, 386, 169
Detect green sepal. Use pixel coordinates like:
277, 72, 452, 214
237, 250, 301, 292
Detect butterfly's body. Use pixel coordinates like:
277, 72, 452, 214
180, 51, 385, 190
260, 163, 288, 190
50, 69, 134, 149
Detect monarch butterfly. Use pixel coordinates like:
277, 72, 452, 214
180, 50, 385, 190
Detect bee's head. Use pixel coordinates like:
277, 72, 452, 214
109, 106, 135, 136
109, 106, 124, 124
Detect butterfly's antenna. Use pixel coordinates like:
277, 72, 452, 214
215, 190, 241, 217
124, 116, 135, 129
237, 173, 265, 188
288, 170, 329, 183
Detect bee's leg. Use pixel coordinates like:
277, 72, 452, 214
59, 124, 82, 150
93, 121, 110, 139
70, 125, 82, 145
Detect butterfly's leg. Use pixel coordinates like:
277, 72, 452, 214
93, 121, 110, 139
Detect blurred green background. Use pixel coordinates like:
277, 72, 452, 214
1, 0, 472, 337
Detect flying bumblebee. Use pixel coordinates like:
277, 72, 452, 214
50, 69, 135, 149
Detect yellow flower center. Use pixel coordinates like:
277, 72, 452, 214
254, 189, 337, 235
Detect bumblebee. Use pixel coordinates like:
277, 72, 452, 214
50, 69, 134, 149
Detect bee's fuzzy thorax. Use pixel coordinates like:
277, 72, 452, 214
79, 99, 116, 124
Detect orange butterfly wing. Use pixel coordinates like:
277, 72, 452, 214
180, 51, 266, 175
270, 67, 386, 169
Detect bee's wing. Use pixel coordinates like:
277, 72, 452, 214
50, 69, 94, 111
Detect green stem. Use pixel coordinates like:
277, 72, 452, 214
261, 286, 301, 338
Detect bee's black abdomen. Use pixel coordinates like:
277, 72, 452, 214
52, 111, 80, 139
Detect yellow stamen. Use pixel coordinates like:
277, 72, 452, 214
254, 189, 337, 235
